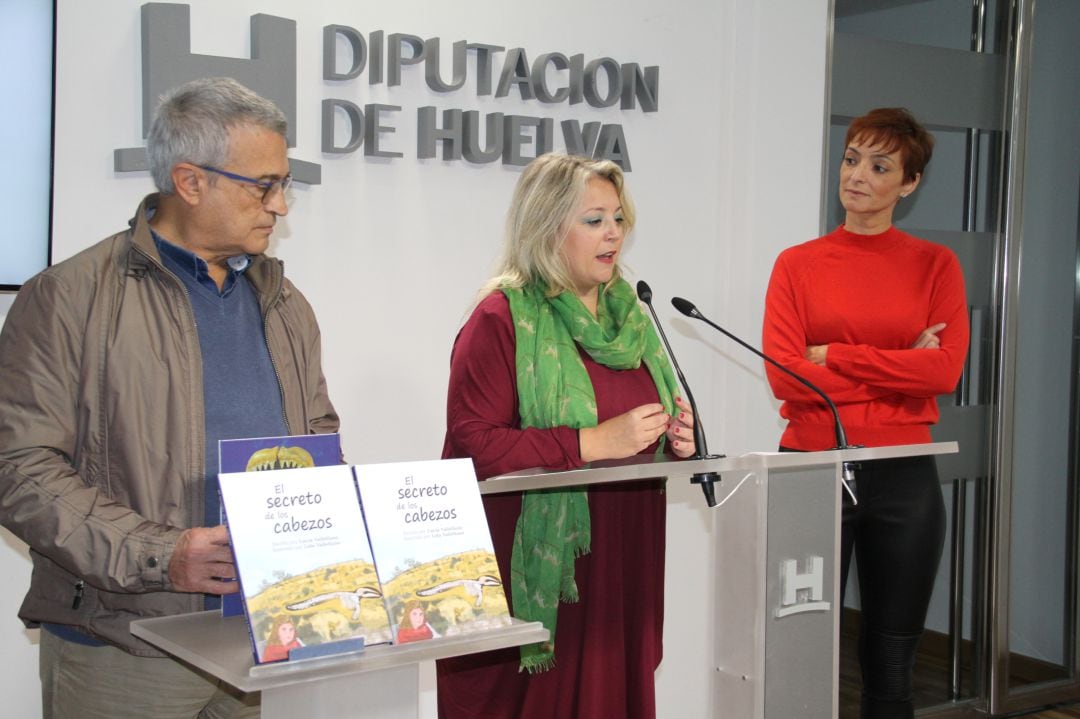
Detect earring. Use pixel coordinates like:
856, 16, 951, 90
900, 193, 909, 198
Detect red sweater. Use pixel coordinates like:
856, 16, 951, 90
396, 624, 434, 644
762, 225, 970, 450
260, 639, 301, 663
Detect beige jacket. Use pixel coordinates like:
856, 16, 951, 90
0, 195, 338, 655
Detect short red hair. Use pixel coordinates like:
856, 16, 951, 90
845, 107, 934, 183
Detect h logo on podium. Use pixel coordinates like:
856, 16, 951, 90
775, 556, 831, 618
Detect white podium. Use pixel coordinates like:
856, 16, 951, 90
131, 611, 546, 719
479, 441, 958, 719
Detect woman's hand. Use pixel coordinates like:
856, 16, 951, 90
911, 322, 946, 349
579, 403, 669, 462
805, 344, 828, 366
666, 395, 697, 458
807, 323, 944, 366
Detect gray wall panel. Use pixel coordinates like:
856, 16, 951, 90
832, 33, 1004, 130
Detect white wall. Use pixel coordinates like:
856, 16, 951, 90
0, 1, 829, 716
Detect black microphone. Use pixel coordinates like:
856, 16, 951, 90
637, 281, 723, 507
671, 296, 861, 503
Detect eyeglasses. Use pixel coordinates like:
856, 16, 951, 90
199, 165, 293, 204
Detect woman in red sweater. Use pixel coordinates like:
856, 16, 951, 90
763, 108, 969, 719
437, 153, 695, 719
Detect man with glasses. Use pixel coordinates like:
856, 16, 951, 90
0, 77, 337, 717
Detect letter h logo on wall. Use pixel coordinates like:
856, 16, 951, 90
114, 3, 320, 185
775, 556, 831, 618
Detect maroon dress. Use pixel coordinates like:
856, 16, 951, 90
437, 293, 667, 719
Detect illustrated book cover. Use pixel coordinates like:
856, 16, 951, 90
352, 458, 512, 645
219, 464, 392, 664
218, 433, 341, 617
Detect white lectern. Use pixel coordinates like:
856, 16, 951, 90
478, 441, 958, 719
131, 611, 546, 719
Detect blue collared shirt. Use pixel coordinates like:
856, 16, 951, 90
153, 234, 251, 297
153, 233, 288, 608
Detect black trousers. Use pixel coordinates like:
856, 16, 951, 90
841, 455, 946, 719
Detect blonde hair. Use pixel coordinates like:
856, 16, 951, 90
480, 153, 635, 299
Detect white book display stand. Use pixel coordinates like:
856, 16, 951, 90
131, 610, 546, 719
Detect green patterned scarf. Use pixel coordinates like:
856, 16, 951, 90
503, 278, 679, 672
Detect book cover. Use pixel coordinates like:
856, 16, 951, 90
218, 433, 341, 617
352, 458, 512, 645
219, 433, 341, 476
219, 464, 392, 664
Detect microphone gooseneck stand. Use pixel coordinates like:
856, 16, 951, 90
636, 281, 723, 507
671, 296, 862, 504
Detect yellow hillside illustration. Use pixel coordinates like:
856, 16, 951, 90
247, 559, 393, 651
383, 549, 511, 639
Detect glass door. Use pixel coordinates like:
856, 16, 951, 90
990, 0, 1080, 713
827, 0, 1080, 715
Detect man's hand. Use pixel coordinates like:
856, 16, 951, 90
168, 525, 239, 594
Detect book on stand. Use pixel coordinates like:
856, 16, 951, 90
352, 458, 512, 645
218, 464, 392, 664
217, 433, 341, 617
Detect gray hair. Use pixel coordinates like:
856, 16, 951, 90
481, 153, 635, 298
146, 77, 288, 194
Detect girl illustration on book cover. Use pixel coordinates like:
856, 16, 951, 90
396, 600, 439, 644
261, 615, 304, 662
